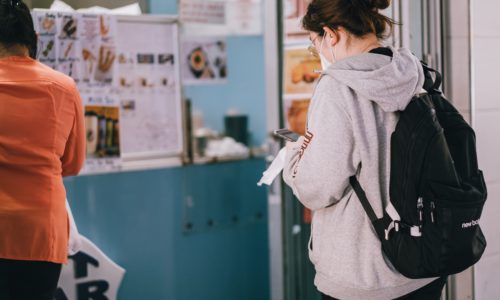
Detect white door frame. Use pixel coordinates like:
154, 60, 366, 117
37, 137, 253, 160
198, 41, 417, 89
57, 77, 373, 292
264, 1, 285, 300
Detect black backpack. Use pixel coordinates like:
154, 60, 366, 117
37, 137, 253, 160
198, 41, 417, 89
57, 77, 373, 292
350, 63, 488, 279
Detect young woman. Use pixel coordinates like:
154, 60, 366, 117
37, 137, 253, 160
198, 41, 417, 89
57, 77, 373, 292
283, 0, 447, 299
0, 1, 85, 299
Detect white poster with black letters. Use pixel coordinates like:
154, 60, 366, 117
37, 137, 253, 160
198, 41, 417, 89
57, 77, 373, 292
55, 236, 125, 300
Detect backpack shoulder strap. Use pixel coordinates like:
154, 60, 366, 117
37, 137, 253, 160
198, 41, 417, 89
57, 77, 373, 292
421, 62, 442, 93
349, 176, 378, 222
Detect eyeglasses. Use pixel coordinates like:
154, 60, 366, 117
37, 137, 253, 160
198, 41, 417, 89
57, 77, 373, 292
308, 34, 321, 58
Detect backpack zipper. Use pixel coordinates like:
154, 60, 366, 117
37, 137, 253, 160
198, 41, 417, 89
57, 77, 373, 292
434, 196, 485, 208
417, 197, 424, 227
430, 201, 435, 223
399, 109, 432, 223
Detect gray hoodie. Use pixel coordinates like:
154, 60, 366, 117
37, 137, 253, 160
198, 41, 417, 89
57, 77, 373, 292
283, 47, 436, 299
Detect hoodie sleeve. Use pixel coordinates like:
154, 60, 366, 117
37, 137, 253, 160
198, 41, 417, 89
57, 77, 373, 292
283, 79, 358, 210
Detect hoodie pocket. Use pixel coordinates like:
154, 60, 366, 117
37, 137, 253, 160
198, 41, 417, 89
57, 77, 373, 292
309, 212, 320, 265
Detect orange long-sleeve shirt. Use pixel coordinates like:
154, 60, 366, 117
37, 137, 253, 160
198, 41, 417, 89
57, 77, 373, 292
0, 56, 85, 264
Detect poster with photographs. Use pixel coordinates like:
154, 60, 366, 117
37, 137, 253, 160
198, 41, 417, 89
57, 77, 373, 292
34, 11, 57, 69
284, 46, 321, 95
284, 0, 311, 40
283, 96, 310, 135
94, 15, 117, 84
79, 14, 117, 86
56, 12, 79, 81
33, 10, 184, 173
82, 95, 122, 173
32, 11, 118, 88
181, 37, 227, 85
33, 11, 183, 173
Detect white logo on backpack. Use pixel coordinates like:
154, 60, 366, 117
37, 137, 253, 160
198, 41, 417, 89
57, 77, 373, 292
462, 219, 480, 229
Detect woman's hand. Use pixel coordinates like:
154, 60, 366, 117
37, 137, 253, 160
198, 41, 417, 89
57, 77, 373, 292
286, 136, 304, 151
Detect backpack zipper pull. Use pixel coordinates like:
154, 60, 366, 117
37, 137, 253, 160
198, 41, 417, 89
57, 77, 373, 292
417, 197, 424, 223
430, 201, 435, 223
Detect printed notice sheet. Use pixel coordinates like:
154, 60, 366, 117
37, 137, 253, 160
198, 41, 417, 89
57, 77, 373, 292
115, 18, 182, 158
180, 0, 262, 36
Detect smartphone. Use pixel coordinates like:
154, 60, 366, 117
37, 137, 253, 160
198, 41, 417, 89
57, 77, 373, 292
273, 128, 300, 142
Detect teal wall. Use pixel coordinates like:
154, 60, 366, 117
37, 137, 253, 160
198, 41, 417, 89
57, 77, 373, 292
149, 0, 177, 16
64, 1, 270, 299
65, 160, 269, 300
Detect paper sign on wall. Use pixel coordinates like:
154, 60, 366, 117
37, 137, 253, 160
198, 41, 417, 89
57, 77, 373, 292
180, 0, 262, 36
180, 0, 226, 25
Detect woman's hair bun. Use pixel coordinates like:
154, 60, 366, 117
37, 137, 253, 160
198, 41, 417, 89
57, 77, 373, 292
367, 0, 391, 10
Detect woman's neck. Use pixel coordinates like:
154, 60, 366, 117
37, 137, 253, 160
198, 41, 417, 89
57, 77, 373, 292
345, 35, 382, 58
0, 44, 29, 59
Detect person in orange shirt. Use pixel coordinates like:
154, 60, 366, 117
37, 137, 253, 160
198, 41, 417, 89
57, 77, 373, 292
0, 1, 85, 299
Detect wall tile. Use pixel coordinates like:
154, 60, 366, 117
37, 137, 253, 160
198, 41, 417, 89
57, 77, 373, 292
478, 183, 500, 257
473, 0, 500, 38
447, 0, 470, 38
474, 110, 500, 183
447, 37, 470, 112
475, 253, 500, 300
473, 38, 500, 111
454, 266, 474, 300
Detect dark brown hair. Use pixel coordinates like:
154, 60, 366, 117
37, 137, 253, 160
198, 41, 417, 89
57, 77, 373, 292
302, 0, 396, 40
0, 0, 37, 58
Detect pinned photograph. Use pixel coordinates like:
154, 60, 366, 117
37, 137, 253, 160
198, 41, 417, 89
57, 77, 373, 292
94, 45, 116, 84
59, 14, 78, 39
35, 12, 57, 35
84, 106, 120, 159
38, 36, 56, 63
181, 37, 227, 85
283, 97, 310, 135
284, 47, 321, 95
157, 53, 176, 89
117, 52, 136, 88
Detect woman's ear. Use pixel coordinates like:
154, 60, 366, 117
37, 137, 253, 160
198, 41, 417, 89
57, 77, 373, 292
323, 26, 342, 46
322, 26, 339, 46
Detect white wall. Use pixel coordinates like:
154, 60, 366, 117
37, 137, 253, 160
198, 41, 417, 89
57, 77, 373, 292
471, 0, 500, 299
444, 1, 475, 299
446, 0, 470, 120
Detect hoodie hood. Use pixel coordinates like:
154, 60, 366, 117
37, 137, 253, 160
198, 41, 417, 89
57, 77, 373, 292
324, 47, 424, 112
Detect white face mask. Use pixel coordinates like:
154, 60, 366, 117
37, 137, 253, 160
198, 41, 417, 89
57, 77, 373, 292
319, 32, 335, 71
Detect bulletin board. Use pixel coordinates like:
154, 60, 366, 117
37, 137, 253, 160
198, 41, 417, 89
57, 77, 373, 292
281, 43, 319, 135
33, 10, 184, 174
